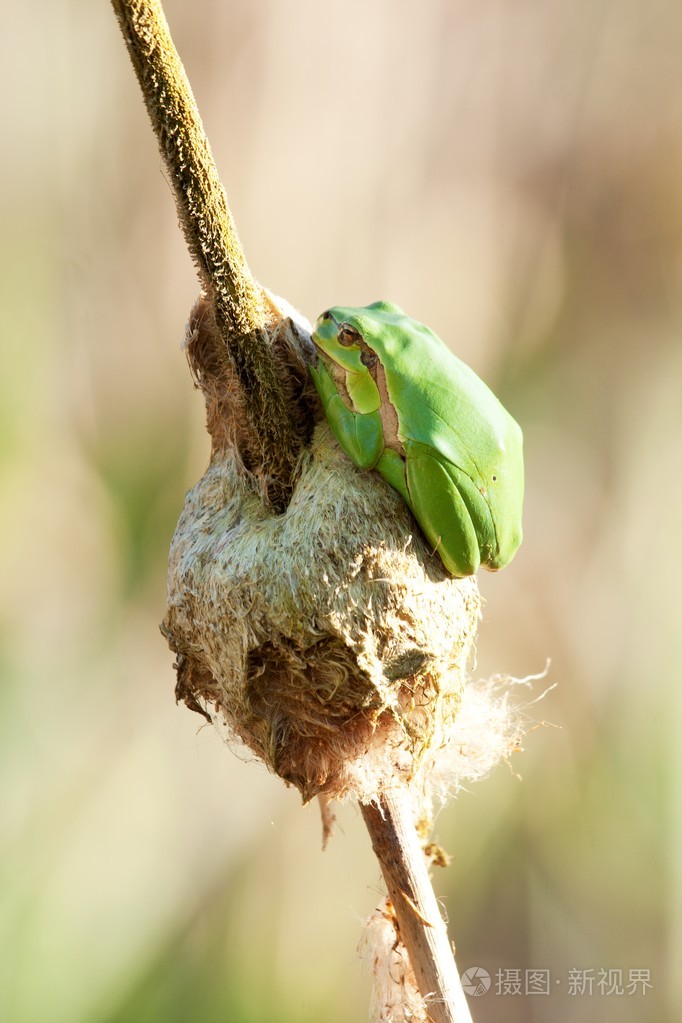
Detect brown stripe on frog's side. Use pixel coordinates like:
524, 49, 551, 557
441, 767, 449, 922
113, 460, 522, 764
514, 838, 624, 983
324, 353, 356, 410
372, 358, 402, 457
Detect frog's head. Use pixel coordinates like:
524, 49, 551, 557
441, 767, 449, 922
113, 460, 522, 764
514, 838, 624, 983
312, 308, 380, 375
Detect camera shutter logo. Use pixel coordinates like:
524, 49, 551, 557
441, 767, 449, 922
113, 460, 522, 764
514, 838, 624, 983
461, 967, 492, 997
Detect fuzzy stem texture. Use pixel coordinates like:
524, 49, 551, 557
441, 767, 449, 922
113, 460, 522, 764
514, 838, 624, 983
362, 792, 474, 1023
112, 4, 475, 1020
110, 0, 303, 506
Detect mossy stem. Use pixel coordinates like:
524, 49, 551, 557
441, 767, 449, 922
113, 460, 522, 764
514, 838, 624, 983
110, 0, 303, 506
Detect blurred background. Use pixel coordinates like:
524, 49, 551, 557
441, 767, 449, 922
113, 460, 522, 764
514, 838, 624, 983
1, 1, 680, 1021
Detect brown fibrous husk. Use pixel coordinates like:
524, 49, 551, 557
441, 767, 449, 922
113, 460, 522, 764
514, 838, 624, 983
161, 296, 481, 804
163, 426, 481, 803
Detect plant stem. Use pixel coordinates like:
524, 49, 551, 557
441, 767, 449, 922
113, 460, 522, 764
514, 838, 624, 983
111, 4, 474, 1020
110, 0, 304, 505
361, 792, 474, 1023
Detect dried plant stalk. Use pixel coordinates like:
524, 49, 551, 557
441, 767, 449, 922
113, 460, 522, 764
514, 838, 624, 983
111, 2, 479, 1021
363, 793, 473, 1023
110, 0, 307, 507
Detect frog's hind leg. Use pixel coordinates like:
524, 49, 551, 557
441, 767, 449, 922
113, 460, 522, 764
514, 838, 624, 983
405, 449, 480, 577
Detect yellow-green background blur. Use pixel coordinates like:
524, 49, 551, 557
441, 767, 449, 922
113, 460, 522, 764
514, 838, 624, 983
1, 2, 680, 1021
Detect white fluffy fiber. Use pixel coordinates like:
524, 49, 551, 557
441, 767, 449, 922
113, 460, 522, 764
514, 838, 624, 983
359, 665, 553, 1023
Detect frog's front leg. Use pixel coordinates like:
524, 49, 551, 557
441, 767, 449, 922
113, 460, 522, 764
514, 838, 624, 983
310, 361, 384, 469
376, 448, 410, 507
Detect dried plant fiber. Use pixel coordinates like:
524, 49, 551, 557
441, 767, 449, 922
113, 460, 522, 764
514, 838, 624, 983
163, 424, 481, 804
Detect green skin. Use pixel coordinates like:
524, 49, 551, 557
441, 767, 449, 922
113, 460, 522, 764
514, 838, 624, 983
309, 301, 524, 577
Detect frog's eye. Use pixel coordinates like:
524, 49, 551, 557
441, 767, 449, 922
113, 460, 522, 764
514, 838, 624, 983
337, 323, 362, 347
360, 349, 377, 368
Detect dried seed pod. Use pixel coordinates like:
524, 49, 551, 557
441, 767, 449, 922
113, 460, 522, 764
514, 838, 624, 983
163, 420, 481, 805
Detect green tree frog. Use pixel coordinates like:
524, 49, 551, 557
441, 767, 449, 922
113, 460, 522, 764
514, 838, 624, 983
309, 301, 524, 577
